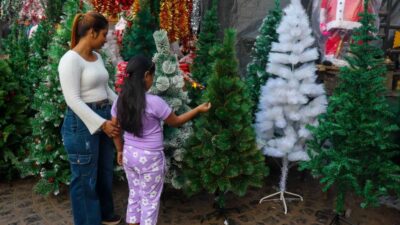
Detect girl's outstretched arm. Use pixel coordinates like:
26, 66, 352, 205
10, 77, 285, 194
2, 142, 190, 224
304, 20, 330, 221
164, 102, 211, 127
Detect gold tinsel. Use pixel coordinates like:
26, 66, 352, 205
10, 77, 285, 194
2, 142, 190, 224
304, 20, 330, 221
159, 0, 191, 43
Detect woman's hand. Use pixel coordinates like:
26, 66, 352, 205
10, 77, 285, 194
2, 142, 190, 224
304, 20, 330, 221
196, 102, 211, 113
117, 151, 123, 166
102, 120, 119, 137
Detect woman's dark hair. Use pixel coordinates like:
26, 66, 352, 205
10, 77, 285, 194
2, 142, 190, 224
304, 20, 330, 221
70, 11, 108, 49
117, 55, 155, 137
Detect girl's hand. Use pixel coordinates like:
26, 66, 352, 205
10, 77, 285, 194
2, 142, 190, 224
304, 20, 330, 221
197, 102, 211, 113
102, 120, 119, 137
117, 151, 123, 166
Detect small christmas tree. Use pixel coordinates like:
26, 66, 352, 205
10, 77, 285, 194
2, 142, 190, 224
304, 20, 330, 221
121, 1, 157, 60
255, 0, 327, 214
0, 60, 30, 181
150, 29, 193, 188
21, 0, 89, 195
301, 0, 400, 217
188, 0, 220, 106
181, 29, 268, 216
246, 0, 282, 120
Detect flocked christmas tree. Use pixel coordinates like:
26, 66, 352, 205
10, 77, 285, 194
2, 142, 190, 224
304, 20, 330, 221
254, 0, 327, 214
300, 0, 400, 216
121, 0, 157, 60
188, 0, 220, 106
20, 0, 90, 195
181, 29, 268, 216
0, 60, 30, 181
150, 29, 193, 188
246, 0, 282, 120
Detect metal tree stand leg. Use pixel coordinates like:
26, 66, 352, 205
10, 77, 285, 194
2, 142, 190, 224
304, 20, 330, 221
259, 156, 303, 214
200, 191, 240, 224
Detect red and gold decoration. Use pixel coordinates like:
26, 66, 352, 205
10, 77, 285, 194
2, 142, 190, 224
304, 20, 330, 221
160, 0, 191, 44
179, 52, 205, 90
115, 61, 128, 93
118, 0, 135, 10
91, 0, 121, 19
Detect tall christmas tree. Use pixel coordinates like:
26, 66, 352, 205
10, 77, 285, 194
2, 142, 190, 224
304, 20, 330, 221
121, 0, 157, 60
246, 0, 282, 120
150, 29, 193, 188
181, 29, 268, 215
301, 0, 400, 216
27, 19, 54, 96
0, 60, 30, 181
188, 0, 220, 106
1, 24, 30, 95
255, 0, 327, 214
20, 0, 90, 195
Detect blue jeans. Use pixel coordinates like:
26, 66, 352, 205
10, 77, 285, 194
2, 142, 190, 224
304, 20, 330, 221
61, 104, 115, 225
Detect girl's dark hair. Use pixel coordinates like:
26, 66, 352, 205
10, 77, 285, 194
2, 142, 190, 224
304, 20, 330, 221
70, 11, 108, 49
117, 55, 155, 137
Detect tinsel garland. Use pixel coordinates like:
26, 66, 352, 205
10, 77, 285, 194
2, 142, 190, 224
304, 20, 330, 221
159, 0, 191, 43
117, 0, 134, 10
92, 0, 120, 16
190, 0, 201, 35
121, 0, 139, 22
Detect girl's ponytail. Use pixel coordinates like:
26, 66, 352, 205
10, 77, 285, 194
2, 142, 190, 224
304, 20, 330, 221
70, 13, 83, 49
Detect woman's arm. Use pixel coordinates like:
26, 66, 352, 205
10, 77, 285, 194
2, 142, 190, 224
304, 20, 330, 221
164, 102, 211, 127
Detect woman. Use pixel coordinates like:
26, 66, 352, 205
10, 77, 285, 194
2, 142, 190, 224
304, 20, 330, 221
58, 12, 121, 225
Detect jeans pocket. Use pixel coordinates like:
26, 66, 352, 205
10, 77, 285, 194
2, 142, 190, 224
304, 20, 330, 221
68, 154, 92, 177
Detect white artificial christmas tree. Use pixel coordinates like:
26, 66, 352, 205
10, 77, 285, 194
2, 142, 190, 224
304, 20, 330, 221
102, 24, 123, 66
150, 30, 193, 189
254, 0, 327, 214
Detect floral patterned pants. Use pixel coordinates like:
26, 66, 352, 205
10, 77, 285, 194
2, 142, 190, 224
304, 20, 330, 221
123, 146, 165, 225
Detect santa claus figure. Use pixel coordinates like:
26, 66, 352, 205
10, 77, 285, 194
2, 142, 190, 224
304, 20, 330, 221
319, 0, 377, 65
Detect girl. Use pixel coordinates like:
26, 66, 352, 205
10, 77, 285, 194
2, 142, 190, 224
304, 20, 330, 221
59, 12, 121, 225
111, 55, 211, 225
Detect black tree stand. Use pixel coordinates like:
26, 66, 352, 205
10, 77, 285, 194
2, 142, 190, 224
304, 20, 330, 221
200, 190, 240, 224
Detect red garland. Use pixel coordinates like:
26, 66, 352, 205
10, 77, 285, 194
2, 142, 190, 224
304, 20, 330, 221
117, 0, 134, 11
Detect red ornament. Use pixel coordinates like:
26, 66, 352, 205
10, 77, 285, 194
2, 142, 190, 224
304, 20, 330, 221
48, 177, 55, 183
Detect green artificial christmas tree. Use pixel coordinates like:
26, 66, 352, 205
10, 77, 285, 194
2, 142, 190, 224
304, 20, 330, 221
246, 0, 282, 120
188, 0, 220, 106
27, 19, 54, 95
1, 24, 31, 95
121, 1, 157, 61
301, 0, 400, 218
0, 60, 30, 181
181, 29, 268, 218
44, 0, 64, 23
21, 0, 89, 195
150, 29, 192, 188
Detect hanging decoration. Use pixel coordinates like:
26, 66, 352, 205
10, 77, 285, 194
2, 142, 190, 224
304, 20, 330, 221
159, 0, 191, 43
115, 61, 128, 93
117, 0, 134, 10
121, 0, 140, 21
19, 0, 46, 24
114, 16, 128, 45
190, 0, 201, 35
91, 0, 120, 19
